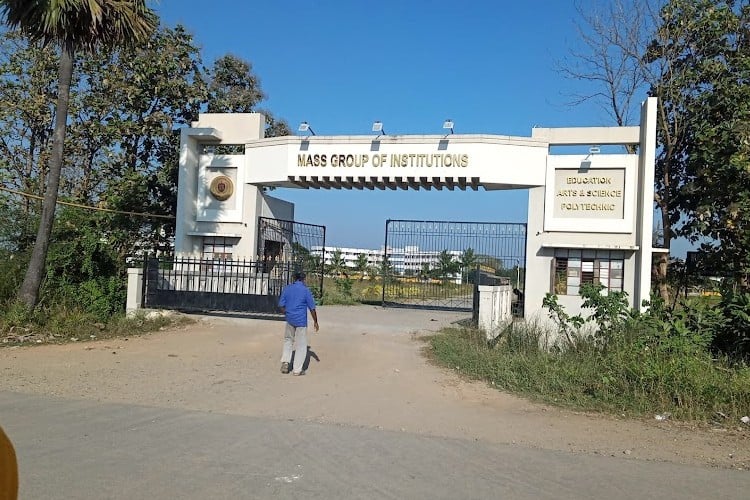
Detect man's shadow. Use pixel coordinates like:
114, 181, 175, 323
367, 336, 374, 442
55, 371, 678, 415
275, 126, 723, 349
289, 346, 320, 373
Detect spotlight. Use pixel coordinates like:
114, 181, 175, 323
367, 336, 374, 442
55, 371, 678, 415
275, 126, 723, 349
372, 120, 386, 136
443, 119, 454, 134
298, 121, 315, 136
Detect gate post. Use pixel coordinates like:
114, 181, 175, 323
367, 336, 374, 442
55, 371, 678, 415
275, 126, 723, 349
382, 219, 390, 305
143, 257, 160, 309
126, 267, 145, 316
478, 284, 513, 340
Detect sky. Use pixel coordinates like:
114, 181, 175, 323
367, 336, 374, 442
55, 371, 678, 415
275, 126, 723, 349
157, 1, 688, 254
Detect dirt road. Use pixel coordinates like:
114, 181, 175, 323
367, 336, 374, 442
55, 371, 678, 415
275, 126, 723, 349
1, 305, 748, 469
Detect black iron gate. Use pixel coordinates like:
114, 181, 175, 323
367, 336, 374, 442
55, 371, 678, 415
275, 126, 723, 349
144, 257, 294, 314
142, 218, 326, 315
257, 217, 326, 298
382, 219, 526, 312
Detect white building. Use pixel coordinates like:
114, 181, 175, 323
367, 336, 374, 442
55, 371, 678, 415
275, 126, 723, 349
310, 246, 383, 269
311, 245, 465, 282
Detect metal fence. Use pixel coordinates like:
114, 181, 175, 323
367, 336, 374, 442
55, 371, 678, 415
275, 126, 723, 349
382, 220, 527, 312
257, 217, 325, 297
144, 257, 295, 314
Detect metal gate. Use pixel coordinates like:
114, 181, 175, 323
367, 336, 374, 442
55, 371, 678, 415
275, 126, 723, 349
382, 220, 526, 312
142, 218, 326, 315
143, 257, 295, 314
257, 217, 326, 298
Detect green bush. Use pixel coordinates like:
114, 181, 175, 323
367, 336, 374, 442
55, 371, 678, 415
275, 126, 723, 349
318, 277, 360, 305
44, 307, 101, 339
429, 323, 750, 422
77, 277, 127, 321
0, 251, 28, 304
0, 300, 45, 329
429, 284, 750, 422
712, 289, 750, 360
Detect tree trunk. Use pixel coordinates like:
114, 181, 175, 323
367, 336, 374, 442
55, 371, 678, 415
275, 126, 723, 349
17, 48, 74, 308
656, 205, 671, 302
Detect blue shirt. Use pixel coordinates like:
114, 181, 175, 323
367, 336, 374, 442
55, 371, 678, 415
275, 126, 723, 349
278, 280, 316, 327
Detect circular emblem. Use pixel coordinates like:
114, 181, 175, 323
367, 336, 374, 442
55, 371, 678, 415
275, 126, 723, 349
209, 175, 234, 201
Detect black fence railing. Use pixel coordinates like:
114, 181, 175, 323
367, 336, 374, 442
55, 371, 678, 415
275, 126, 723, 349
144, 257, 295, 314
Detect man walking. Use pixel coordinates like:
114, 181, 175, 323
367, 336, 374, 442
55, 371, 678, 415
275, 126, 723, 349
279, 271, 319, 375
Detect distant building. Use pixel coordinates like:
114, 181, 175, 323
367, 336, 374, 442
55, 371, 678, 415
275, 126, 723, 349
310, 245, 462, 282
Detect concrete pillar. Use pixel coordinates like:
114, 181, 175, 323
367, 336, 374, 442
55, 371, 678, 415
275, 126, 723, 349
478, 285, 513, 339
126, 268, 144, 316
635, 97, 658, 310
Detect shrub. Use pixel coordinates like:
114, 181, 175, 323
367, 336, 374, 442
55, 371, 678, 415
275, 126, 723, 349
44, 307, 100, 339
0, 251, 28, 304
428, 284, 750, 422
0, 300, 45, 329
429, 323, 750, 422
77, 277, 127, 322
712, 289, 750, 360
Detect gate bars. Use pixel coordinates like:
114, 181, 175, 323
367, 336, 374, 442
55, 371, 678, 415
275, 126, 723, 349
382, 219, 527, 311
144, 257, 294, 313
257, 217, 326, 298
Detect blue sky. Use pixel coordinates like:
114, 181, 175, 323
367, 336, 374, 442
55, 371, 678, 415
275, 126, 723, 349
157, 1, 682, 253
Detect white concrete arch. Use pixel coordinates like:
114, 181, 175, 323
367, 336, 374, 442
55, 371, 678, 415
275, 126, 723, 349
174, 99, 658, 320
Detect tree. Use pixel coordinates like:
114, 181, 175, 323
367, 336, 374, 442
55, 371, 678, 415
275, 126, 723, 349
0, 24, 209, 318
207, 54, 290, 138
307, 254, 323, 277
328, 249, 346, 277
435, 250, 460, 285
0, 31, 62, 250
75, 25, 207, 259
559, 0, 694, 300
0, 0, 158, 307
291, 242, 310, 262
208, 54, 264, 113
419, 262, 432, 282
355, 253, 369, 281
558, 0, 654, 128
459, 247, 478, 283
378, 255, 395, 282
568, 0, 750, 291
656, 0, 750, 286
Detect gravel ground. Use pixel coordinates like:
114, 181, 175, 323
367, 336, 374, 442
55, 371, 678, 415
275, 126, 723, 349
1, 305, 748, 470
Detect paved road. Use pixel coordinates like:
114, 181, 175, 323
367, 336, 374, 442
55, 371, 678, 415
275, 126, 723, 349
2, 391, 748, 500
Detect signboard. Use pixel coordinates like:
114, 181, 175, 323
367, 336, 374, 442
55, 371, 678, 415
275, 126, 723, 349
543, 155, 637, 234
552, 168, 625, 219
297, 152, 469, 169
244, 137, 551, 189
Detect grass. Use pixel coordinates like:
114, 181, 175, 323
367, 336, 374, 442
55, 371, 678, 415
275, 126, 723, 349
427, 322, 750, 423
317, 276, 475, 305
0, 302, 193, 347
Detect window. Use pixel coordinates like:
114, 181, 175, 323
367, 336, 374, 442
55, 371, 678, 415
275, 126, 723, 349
552, 249, 624, 295
202, 237, 239, 261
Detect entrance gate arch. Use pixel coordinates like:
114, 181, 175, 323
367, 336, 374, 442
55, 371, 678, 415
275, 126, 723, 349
173, 98, 658, 320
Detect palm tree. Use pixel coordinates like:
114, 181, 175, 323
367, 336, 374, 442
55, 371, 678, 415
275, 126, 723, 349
328, 249, 346, 277
0, 0, 157, 307
306, 254, 322, 278
355, 253, 369, 281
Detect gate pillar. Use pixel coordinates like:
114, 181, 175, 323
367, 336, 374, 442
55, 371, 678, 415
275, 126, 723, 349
126, 267, 144, 316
